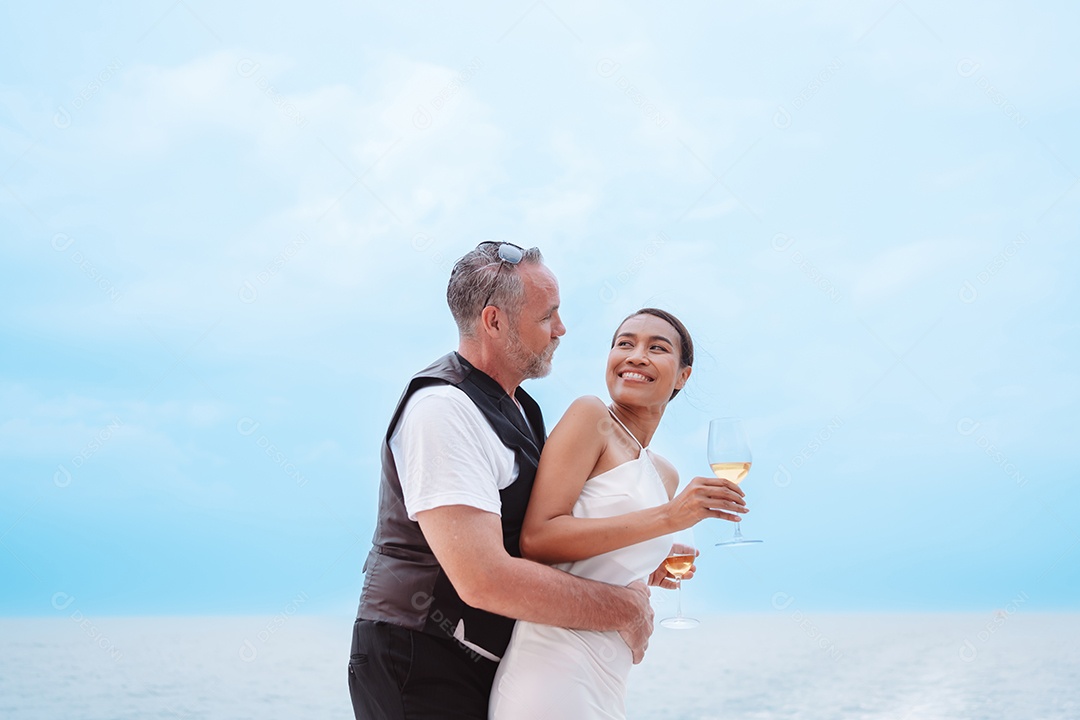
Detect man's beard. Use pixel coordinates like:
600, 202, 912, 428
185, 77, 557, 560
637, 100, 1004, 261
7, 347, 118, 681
507, 325, 559, 380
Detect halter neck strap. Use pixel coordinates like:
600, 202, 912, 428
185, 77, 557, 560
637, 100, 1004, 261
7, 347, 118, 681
607, 406, 645, 451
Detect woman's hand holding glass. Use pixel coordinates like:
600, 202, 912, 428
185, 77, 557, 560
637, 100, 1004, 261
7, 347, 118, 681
663, 474, 748, 529
648, 548, 698, 589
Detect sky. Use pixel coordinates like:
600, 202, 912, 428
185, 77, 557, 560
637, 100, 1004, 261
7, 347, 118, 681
1, 2, 1077, 621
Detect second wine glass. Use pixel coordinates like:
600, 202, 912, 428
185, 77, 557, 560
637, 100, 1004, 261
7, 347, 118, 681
708, 417, 762, 547
659, 527, 699, 629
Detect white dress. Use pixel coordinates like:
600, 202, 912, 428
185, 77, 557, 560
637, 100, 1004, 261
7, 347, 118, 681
489, 411, 673, 720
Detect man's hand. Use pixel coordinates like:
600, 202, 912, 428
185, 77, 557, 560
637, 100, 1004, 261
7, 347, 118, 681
418, 505, 661, 638
616, 580, 653, 664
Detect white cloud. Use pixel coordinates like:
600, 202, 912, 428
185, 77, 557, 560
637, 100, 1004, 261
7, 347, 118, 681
0, 383, 230, 462
4, 49, 514, 358
849, 238, 977, 308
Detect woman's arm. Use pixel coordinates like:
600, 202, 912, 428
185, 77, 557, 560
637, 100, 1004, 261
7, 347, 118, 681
417, 504, 654, 662
520, 396, 747, 565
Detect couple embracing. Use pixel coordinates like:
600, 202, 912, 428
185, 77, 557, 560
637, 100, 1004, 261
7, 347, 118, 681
349, 242, 747, 719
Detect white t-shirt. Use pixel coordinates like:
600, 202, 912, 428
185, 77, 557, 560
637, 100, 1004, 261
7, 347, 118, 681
389, 384, 520, 522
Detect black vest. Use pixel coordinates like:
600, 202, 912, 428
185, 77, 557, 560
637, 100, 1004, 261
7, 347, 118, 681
356, 352, 545, 657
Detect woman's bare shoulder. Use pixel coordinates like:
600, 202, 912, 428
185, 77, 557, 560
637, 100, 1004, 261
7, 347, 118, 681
548, 395, 611, 442
554, 395, 609, 424
568, 394, 609, 413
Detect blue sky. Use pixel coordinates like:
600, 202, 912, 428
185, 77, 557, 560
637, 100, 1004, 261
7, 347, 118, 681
2, 2, 1077, 619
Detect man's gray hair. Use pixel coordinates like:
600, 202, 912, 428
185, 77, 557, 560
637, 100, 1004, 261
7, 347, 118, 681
447, 244, 544, 338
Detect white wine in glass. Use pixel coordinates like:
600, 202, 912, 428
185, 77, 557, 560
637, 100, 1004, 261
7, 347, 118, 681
708, 418, 762, 546
659, 527, 699, 629
710, 461, 751, 484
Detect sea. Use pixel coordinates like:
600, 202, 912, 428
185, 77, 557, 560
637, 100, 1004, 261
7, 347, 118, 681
1, 613, 1077, 719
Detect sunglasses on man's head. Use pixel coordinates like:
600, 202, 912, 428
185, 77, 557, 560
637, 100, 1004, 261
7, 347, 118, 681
478, 242, 526, 308
477, 241, 525, 265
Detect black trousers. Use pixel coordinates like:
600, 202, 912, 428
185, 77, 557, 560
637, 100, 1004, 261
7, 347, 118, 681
349, 619, 499, 720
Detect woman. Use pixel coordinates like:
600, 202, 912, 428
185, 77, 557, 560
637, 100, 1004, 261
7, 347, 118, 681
489, 308, 748, 720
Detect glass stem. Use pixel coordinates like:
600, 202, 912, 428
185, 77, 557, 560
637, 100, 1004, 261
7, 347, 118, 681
675, 577, 683, 618
733, 523, 744, 540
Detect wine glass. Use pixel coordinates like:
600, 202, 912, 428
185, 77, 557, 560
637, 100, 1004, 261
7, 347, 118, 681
659, 527, 699, 629
708, 417, 762, 546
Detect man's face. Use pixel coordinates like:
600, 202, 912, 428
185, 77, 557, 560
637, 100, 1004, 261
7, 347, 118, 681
505, 263, 566, 380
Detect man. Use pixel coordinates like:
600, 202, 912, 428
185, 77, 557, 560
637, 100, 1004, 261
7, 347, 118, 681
349, 242, 653, 719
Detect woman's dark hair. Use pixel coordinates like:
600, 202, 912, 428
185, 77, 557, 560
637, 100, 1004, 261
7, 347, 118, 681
611, 307, 694, 398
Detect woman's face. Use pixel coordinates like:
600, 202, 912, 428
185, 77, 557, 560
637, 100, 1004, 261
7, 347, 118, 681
606, 313, 691, 407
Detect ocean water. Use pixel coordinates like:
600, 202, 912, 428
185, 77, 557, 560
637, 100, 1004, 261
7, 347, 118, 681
1, 613, 1076, 719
